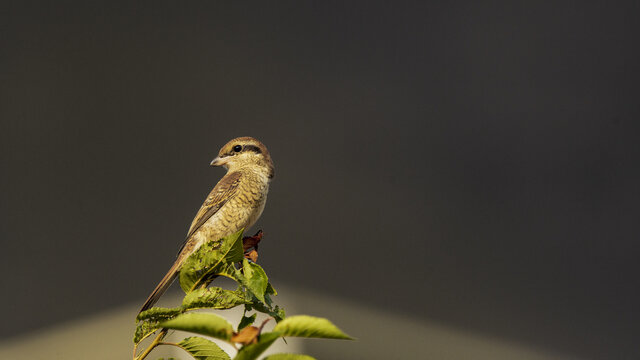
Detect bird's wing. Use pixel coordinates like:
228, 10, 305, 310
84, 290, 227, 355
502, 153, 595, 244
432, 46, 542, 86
185, 171, 242, 239
143, 172, 242, 313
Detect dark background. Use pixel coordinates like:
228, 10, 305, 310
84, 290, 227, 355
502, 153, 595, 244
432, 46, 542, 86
1, 1, 639, 358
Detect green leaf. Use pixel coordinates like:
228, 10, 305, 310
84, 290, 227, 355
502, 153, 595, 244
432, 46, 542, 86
133, 320, 160, 344
137, 306, 183, 322
183, 287, 250, 310
238, 313, 257, 331
238, 259, 268, 303
216, 262, 242, 279
264, 293, 273, 307
180, 229, 245, 292
266, 283, 277, 296
246, 301, 285, 323
178, 336, 231, 360
272, 316, 353, 340
272, 307, 286, 323
233, 332, 280, 360
263, 354, 316, 360
160, 313, 234, 341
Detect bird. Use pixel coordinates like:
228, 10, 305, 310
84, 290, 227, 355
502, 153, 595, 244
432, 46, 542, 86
139, 136, 274, 314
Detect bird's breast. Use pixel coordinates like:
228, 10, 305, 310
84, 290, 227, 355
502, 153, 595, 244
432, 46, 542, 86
194, 174, 269, 244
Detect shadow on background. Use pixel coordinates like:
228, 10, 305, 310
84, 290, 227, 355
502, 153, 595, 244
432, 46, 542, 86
1, 1, 639, 359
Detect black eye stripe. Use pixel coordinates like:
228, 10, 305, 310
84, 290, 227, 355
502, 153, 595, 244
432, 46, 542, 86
227, 144, 261, 156
243, 145, 262, 153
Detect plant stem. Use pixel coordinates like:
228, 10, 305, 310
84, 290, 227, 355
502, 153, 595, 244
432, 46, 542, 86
134, 329, 168, 360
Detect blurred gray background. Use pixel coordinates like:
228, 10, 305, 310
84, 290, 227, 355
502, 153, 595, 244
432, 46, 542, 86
1, 1, 639, 359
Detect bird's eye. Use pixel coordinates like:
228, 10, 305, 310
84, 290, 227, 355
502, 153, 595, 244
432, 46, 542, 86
233, 145, 242, 152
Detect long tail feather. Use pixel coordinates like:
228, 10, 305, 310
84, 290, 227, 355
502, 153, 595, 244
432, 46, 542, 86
138, 257, 184, 314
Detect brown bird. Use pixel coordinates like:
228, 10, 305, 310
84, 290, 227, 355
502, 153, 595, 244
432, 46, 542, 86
139, 136, 274, 313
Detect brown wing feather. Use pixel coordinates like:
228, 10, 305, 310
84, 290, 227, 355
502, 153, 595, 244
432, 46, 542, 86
186, 171, 242, 239
139, 172, 243, 314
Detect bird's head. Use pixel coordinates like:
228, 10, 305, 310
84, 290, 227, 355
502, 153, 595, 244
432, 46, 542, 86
210, 137, 274, 178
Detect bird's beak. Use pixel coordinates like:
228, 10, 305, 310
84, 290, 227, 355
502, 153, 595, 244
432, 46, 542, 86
210, 156, 227, 167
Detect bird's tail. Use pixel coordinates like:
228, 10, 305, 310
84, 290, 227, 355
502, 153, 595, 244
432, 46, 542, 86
138, 256, 185, 314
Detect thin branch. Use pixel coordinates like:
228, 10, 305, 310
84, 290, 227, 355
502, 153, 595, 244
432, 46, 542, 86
134, 329, 168, 360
